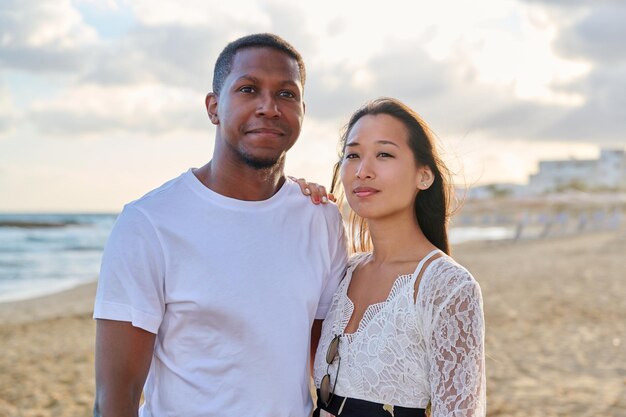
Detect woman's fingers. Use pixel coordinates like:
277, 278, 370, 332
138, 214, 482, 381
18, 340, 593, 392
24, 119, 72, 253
289, 177, 331, 204
307, 183, 325, 204
316, 185, 329, 204
288, 176, 310, 195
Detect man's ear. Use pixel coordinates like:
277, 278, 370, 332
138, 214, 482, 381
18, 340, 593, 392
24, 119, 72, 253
206, 92, 219, 125
416, 165, 434, 190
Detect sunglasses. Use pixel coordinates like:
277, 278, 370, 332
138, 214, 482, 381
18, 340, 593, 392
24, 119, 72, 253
319, 334, 341, 407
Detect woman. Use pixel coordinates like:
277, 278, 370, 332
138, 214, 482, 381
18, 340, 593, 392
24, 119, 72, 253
311, 98, 485, 417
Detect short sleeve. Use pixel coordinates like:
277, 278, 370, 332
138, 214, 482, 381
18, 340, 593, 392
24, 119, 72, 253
93, 205, 166, 334
315, 208, 348, 319
428, 279, 486, 416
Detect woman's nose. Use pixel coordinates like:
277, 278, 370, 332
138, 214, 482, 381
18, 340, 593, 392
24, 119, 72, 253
355, 159, 374, 179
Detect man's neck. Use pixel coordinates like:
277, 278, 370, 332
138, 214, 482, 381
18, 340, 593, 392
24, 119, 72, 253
193, 159, 286, 201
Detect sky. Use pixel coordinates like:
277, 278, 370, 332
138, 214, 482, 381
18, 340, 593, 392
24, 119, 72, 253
1, 0, 625, 212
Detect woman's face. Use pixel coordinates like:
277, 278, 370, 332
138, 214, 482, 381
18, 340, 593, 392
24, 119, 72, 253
340, 114, 431, 221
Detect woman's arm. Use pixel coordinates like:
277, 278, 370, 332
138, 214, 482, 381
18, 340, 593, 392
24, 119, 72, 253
428, 280, 486, 417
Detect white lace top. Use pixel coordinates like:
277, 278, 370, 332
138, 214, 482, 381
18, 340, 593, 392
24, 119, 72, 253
313, 250, 486, 416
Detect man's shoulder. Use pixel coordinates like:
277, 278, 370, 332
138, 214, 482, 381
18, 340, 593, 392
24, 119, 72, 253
281, 180, 342, 220
127, 170, 191, 211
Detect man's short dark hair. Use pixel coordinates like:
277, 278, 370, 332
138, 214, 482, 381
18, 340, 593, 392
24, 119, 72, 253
212, 33, 306, 95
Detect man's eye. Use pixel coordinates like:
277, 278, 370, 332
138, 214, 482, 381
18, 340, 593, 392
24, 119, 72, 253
239, 86, 255, 93
279, 91, 296, 99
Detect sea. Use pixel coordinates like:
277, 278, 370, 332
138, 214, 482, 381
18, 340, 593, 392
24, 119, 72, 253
0, 213, 116, 303
0, 213, 514, 303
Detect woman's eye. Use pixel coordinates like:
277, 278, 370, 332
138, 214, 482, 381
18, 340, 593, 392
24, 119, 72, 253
378, 152, 393, 158
345, 153, 359, 159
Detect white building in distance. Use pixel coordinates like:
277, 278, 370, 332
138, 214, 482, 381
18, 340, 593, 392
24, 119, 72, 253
528, 148, 626, 194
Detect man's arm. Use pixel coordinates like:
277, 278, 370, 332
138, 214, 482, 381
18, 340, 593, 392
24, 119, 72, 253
310, 319, 323, 373
94, 319, 156, 417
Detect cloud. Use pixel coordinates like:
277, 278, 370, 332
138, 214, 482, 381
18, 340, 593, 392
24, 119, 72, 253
303, 38, 555, 143
553, 3, 626, 63
521, 0, 620, 8
27, 84, 208, 137
462, 0, 626, 144
11, 0, 322, 137
258, 1, 318, 59
82, 1, 316, 91
537, 64, 626, 141
0, 87, 19, 137
321, 24, 624, 146
81, 24, 220, 90
0, 0, 98, 73
0, 114, 15, 137
303, 40, 464, 124
471, 73, 626, 144
529, 1, 626, 142
6, 0, 625, 145
474, 101, 566, 139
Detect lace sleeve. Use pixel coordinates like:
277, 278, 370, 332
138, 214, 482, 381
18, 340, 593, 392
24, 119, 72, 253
427, 279, 486, 417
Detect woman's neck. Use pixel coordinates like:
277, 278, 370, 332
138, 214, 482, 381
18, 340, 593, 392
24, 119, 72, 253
367, 210, 436, 265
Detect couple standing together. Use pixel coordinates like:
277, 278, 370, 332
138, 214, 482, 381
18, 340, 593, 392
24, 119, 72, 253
93, 33, 485, 417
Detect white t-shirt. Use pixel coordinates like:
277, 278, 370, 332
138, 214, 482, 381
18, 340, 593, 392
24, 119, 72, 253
94, 169, 348, 417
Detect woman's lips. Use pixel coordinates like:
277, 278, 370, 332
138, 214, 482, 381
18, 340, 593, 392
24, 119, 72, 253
353, 186, 379, 198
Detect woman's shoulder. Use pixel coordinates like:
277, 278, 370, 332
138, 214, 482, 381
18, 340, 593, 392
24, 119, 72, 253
415, 254, 483, 321
421, 253, 479, 296
347, 251, 372, 269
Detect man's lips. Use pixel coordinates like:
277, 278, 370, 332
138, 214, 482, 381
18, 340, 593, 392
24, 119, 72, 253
353, 186, 379, 198
246, 127, 285, 136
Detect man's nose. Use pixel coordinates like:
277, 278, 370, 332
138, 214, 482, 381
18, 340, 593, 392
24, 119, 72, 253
256, 93, 281, 118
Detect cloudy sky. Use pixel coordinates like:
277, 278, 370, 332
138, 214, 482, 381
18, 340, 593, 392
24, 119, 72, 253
1, 0, 624, 212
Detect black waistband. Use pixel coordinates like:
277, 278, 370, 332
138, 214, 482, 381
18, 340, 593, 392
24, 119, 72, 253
314, 389, 426, 417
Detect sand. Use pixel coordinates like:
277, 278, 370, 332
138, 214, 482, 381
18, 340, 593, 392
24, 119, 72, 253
454, 232, 626, 416
0, 284, 96, 417
1, 231, 625, 417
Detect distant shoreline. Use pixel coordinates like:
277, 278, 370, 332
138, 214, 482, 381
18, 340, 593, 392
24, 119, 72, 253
0, 221, 78, 228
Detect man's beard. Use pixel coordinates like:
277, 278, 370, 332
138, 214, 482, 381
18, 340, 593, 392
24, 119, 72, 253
239, 149, 284, 170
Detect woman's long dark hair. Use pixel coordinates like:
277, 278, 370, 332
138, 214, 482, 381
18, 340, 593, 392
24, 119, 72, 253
331, 98, 453, 255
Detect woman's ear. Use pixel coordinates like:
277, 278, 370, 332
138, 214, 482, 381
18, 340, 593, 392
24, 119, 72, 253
206, 93, 219, 125
416, 165, 434, 190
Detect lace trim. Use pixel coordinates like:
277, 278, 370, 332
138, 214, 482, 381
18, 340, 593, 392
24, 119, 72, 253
337, 249, 442, 340
341, 274, 414, 341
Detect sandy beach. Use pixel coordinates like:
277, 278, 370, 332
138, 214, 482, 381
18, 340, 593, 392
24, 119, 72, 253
1, 230, 625, 417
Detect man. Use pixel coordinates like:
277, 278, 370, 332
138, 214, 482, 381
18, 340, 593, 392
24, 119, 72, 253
93, 33, 347, 417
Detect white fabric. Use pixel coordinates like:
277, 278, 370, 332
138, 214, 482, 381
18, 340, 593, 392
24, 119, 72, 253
313, 250, 486, 416
94, 169, 348, 417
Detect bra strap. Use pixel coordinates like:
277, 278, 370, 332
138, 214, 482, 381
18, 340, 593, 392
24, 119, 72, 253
412, 249, 441, 278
